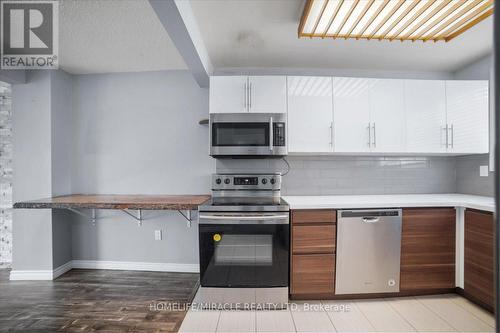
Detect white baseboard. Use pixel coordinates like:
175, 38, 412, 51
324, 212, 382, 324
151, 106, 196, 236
10, 260, 199, 280
53, 261, 73, 279
72, 260, 199, 273
9, 269, 54, 280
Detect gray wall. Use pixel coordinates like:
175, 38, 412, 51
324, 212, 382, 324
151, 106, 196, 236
12, 70, 78, 271
50, 70, 74, 268
453, 53, 495, 196
12, 71, 54, 271
69, 71, 214, 264
217, 156, 456, 195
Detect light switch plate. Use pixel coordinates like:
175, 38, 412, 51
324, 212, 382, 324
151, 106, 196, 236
154, 230, 162, 240
480, 165, 489, 177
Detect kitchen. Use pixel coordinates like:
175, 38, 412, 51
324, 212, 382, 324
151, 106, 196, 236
0, 0, 497, 332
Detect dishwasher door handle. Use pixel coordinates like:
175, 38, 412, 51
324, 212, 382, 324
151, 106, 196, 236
362, 217, 380, 223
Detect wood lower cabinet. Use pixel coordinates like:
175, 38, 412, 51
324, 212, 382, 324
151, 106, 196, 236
400, 208, 456, 291
464, 209, 494, 311
290, 209, 336, 297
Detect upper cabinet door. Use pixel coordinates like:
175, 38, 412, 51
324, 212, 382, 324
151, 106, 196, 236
369, 79, 406, 153
209, 76, 248, 113
333, 77, 372, 153
404, 80, 447, 153
446, 80, 489, 154
288, 77, 333, 153
248, 76, 287, 113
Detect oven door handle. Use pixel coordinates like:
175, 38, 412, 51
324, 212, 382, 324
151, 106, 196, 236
199, 214, 289, 224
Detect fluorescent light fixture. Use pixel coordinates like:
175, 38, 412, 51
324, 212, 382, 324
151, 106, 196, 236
298, 0, 494, 42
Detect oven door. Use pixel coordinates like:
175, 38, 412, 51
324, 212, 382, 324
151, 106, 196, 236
198, 212, 289, 288
210, 113, 287, 157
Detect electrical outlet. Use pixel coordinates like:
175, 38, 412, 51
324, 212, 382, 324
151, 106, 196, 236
154, 230, 162, 241
480, 165, 489, 177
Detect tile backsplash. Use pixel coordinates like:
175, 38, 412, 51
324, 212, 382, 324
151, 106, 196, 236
216, 156, 457, 195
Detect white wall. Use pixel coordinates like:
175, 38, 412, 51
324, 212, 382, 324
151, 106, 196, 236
70, 70, 214, 265
215, 68, 453, 80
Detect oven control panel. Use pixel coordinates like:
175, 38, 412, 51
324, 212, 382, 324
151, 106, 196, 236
234, 177, 258, 186
212, 174, 281, 190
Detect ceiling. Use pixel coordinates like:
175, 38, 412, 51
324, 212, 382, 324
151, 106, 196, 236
57, 0, 493, 75
190, 0, 493, 73
59, 0, 186, 74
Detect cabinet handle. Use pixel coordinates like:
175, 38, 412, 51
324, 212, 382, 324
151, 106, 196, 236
244, 82, 248, 110
443, 125, 449, 147
367, 123, 371, 148
249, 82, 252, 110
329, 122, 334, 147
450, 124, 454, 148
372, 122, 376, 148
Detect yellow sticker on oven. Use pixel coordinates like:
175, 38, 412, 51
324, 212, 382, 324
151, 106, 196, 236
213, 234, 221, 242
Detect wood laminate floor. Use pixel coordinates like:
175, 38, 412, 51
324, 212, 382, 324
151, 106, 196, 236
0, 268, 199, 332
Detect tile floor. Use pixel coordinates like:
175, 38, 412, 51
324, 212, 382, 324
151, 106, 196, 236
179, 294, 495, 333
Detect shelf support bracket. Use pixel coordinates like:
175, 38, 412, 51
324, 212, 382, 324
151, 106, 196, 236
68, 208, 96, 226
178, 210, 194, 227
121, 209, 143, 226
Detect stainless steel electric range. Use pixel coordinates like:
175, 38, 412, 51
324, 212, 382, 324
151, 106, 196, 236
197, 174, 289, 309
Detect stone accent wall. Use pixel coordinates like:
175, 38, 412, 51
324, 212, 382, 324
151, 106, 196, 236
0, 82, 12, 266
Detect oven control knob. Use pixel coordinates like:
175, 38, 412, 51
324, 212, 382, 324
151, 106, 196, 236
215, 178, 222, 185
262, 178, 268, 184
270, 178, 276, 184
224, 178, 230, 185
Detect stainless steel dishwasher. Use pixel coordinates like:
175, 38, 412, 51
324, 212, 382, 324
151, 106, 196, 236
335, 209, 402, 295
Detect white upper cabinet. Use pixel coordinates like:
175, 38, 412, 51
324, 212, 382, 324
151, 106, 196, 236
369, 79, 406, 153
209, 76, 248, 113
404, 80, 447, 153
209, 76, 286, 113
287, 76, 333, 152
333, 77, 371, 153
445, 80, 489, 154
247, 76, 287, 113
210, 75, 489, 155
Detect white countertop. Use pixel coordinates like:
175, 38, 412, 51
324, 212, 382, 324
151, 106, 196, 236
283, 194, 495, 212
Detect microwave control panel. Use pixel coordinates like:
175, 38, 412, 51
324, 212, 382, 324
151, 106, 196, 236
273, 123, 286, 146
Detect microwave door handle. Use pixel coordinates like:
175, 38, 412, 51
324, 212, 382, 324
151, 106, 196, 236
269, 117, 273, 151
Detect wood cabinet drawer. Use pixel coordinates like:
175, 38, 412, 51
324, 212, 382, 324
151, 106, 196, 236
292, 209, 336, 224
291, 254, 335, 295
292, 225, 335, 254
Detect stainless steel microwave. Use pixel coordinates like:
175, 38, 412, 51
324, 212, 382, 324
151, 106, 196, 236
210, 113, 287, 158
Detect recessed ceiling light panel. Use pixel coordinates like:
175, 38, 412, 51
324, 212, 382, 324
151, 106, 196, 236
298, 0, 494, 42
